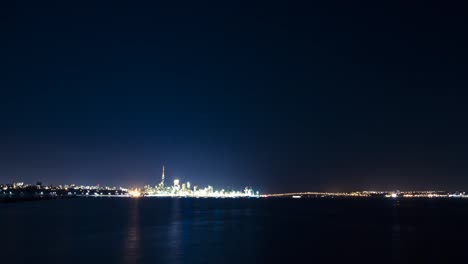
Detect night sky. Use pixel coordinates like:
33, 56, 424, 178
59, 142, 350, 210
1, 1, 468, 193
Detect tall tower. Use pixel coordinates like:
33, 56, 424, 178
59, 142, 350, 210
160, 165, 165, 188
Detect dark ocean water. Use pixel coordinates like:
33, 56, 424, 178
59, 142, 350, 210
2, 198, 468, 264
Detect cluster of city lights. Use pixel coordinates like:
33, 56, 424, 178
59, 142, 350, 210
0, 166, 259, 199
3, 167, 468, 200
264, 190, 468, 199
141, 166, 258, 198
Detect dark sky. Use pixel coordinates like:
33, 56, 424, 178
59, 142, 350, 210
1, 0, 468, 192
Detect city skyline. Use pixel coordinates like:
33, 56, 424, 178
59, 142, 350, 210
1, 165, 258, 197
2, 160, 468, 193
3, 164, 468, 199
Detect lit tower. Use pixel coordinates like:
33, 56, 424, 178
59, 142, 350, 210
159, 165, 165, 188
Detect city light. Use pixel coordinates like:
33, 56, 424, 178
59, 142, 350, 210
0, 166, 259, 199
143, 166, 258, 198
3, 169, 468, 200
129, 189, 141, 198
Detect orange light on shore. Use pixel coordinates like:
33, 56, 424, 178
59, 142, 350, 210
129, 189, 141, 197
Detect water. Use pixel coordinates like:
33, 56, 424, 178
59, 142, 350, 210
2, 198, 468, 264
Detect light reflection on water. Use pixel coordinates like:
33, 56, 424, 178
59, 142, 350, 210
123, 200, 141, 264
391, 200, 401, 262
167, 199, 183, 264
1, 198, 465, 264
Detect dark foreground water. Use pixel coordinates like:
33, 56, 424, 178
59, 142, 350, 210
2, 198, 468, 264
